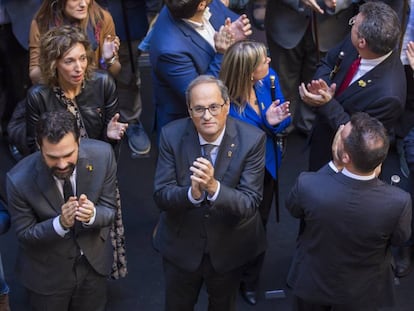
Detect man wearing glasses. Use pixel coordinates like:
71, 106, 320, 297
153, 75, 266, 311
299, 1, 406, 172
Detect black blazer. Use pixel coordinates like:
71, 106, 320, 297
309, 35, 406, 170
286, 164, 412, 307
153, 117, 267, 273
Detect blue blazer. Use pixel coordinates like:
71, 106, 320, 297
149, 0, 239, 133
229, 69, 291, 180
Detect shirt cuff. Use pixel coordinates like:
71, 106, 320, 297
207, 181, 220, 202
83, 207, 96, 226
188, 187, 206, 204
53, 216, 70, 237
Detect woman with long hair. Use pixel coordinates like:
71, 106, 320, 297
219, 40, 291, 305
29, 0, 121, 84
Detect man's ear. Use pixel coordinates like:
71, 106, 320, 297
198, 0, 206, 10
357, 37, 366, 49
342, 152, 351, 165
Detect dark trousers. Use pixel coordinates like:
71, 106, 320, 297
0, 23, 30, 135
27, 256, 107, 311
266, 25, 318, 134
241, 169, 273, 290
163, 255, 242, 311
293, 295, 378, 311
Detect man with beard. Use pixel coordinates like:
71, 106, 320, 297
6, 111, 116, 311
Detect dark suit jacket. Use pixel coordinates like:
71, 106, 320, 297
153, 117, 267, 273
286, 164, 412, 307
309, 35, 406, 170
6, 139, 117, 295
149, 0, 239, 133
265, 0, 355, 52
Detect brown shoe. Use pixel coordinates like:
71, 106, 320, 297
0, 293, 10, 311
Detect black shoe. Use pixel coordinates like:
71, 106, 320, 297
240, 283, 257, 305
395, 246, 412, 278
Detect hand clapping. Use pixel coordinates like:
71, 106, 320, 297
299, 79, 336, 107
228, 14, 252, 42
107, 113, 128, 140
266, 100, 291, 126
102, 35, 120, 60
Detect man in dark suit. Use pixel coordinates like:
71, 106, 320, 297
153, 75, 266, 310
149, 0, 251, 136
6, 111, 116, 311
299, 1, 406, 171
286, 112, 412, 311
265, 0, 355, 135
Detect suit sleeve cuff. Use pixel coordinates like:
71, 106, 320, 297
188, 187, 205, 205
83, 207, 96, 226
207, 181, 220, 202
53, 216, 70, 237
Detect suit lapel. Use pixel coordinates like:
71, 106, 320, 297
214, 118, 239, 181
183, 121, 202, 169
35, 158, 63, 214
338, 51, 396, 105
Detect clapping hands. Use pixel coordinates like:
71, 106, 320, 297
102, 34, 120, 60
215, 15, 252, 53
107, 113, 128, 140
266, 100, 291, 126
299, 79, 336, 107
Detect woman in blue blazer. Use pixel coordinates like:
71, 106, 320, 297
219, 40, 291, 305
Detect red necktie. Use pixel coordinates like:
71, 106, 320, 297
336, 57, 361, 97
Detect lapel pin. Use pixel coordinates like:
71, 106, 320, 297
86, 164, 93, 172
228, 151, 232, 157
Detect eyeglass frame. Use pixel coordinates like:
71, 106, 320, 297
189, 102, 227, 117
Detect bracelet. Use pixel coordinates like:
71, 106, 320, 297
99, 55, 117, 69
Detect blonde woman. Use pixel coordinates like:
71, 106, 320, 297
219, 40, 291, 305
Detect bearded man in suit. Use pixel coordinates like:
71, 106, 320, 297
7, 111, 116, 311
153, 75, 266, 311
286, 112, 412, 311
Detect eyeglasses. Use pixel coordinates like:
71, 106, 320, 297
189, 103, 226, 117
349, 16, 356, 26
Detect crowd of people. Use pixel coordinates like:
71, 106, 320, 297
1, 0, 414, 310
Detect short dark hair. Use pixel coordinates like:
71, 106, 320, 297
357, 2, 400, 55
165, 0, 202, 19
344, 112, 389, 173
36, 111, 80, 147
